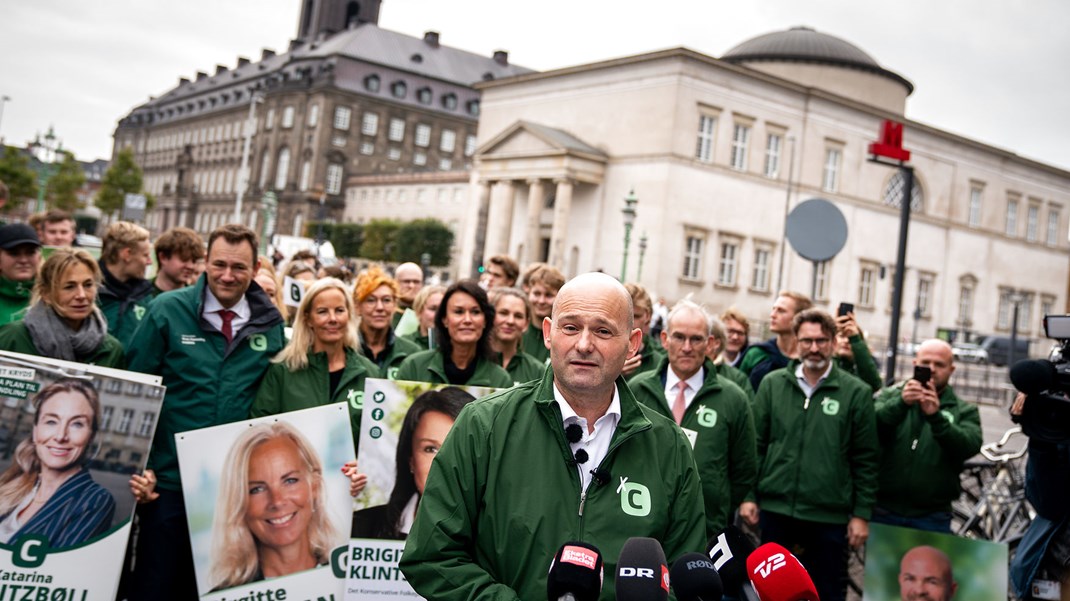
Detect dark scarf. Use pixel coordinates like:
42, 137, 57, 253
23, 302, 108, 362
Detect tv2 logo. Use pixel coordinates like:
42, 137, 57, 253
752, 553, 786, 579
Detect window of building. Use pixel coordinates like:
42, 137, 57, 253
814, 260, 831, 302
859, 264, 877, 308
387, 147, 401, 161
916, 273, 934, 318
764, 133, 782, 178
958, 284, 974, 327
466, 100, 480, 116
883, 171, 924, 213
415, 124, 431, 147
717, 240, 739, 287
100, 405, 114, 431
137, 412, 154, 438
969, 185, 983, 227
464, 134, 477, 157
822, 147, 841, 193
751, 246, 770, 292
440, 129, 456, 153
388, 118, 405, 142
307, 103, 319, 127
299, 160, 311, 192
413, 151, 427, 166
361, 112, 379, 136
390, 81, 407, 98
274, 148, 290, 191
682, 234, 704, 280
264, 108, 275, 130
1027, 204, 1040, 242
281, 106, 294, 128
997, 288, 1013, 330
1042, 295, 1056, 319
364, 74, 380, 92
359, 142, 374, 155
730, 123, 750, 171
258, 152, 270, 188
332, 135, 346, 148
1006, 197, 1019, 236
1048, 207, 1061, 246
326, 163, 343, 195
416, 87, 432, 104
439, 157, 453, 171
695, 114, 716, 163
117, 409, 135, 435
333, 106, 351, 130
1018, 293, 1034, 331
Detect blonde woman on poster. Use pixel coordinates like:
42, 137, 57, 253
209, 421, 342, 591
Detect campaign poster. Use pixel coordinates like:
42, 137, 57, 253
862, 522, 1009, 601
176, 403, 354, 600
0, 351, 165, 601
345, 378, 500, 601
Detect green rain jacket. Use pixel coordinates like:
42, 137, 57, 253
630, 357, 758, 536
834, 334, 883, 394
97, 263, 155, 349
0, 277, 32, 324
395, 348, 513, 388
874, 383, 982, 516
495, 350, 544, 386
750, 361, 879, 524
250, 347, 380, 454
399, 369, 707, 601
0, 320, 126, 369
127, 275, 285, 490
361, 330, 421, 380
520, 321, 550, 364
715, 362, 755, 400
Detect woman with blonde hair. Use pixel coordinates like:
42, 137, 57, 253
488, 287, 544, 385
0, 378, 115, 548
401, 285, 445, 350
254, 256, 286, 317
209, 421, 342, 590
0, 249, 124, 368
251, 278, 379, 453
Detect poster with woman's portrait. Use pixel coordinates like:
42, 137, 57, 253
345, 378, 500, 601
862, 522, 1009, 601
176, 403, 354, 600
0, 350, 165, 601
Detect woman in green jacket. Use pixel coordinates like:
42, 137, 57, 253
0, 249, 124, 368
401, 285, 445, 351
251, 277, 380, 454
396, 280, 511, 388
488, 287, 544, 385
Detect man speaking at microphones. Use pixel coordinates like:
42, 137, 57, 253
400, 273, 706, 600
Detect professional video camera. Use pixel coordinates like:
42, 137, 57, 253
1009, 314, 1070, 443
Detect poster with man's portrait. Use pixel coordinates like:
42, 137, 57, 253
176, 403, 354, 600
0, 350, 165, 601
863, 522, 1009, 601
344, 378, 500, 601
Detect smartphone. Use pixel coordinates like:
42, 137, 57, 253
837, 302, 854, 317
913, 365, 932, 385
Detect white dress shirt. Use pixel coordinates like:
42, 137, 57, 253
202, 288, 251, 337
554, 383, 621, 494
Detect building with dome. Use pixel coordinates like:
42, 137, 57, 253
110, 0, 531, 238
441, 26, 1069, 348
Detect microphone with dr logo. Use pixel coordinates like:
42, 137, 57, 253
615, 537, 670, 601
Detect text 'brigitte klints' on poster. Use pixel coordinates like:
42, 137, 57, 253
346, 378, 499, 601
0, 351, 165, 601
176, 402, 355, 601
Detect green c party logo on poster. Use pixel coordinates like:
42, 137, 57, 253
11, 535, 48, 568
347, 389, 363, 411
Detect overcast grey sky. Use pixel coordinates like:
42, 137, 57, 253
1, 0, 1067, 169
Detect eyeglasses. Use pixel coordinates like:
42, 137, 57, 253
362, 295, 395, 307
669, 332, 708, 347
797, 338, 831, 348
726, 329, 747, 338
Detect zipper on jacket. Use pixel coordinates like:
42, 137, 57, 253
578, 491, 587, 517
804, 396, 811, 410
911, 438, 918, 451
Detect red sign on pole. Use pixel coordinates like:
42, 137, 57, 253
868, 120, 911, 161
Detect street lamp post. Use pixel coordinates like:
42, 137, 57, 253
32, 126, 61, 213
620, 189, 638, 282
0, 95, 10, 139
234, 92, 264, 223
1009, 292, 1023, 368
637, 232, 648, 281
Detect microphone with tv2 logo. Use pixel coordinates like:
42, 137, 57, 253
706, 526, 760, 600
547, 541, 604, 601
745, 542, 819, 601
615, 537, 670, 601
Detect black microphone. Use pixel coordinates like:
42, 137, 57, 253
565, 423, 584, 443
590, 467, 610, 486
547, 541, 603, 601
1009, 358, 1056, 395
706, 526, 758, 600
615, 537, 670, 601
670, 552, 724, 601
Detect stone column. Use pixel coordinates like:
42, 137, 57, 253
484, 180, 516, 260
524, 178, 544, 264
548, 178, 574, 269
467, 181, 493, 276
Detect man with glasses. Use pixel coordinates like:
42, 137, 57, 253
393, 262, 424, 328
741, 308, 878, 601
629, 300, 757, 536
720, 307, 751, 368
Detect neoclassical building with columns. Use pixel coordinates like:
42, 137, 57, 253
444, 27, 1068, 347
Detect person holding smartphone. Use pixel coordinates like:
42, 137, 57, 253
871, 339, 982, 533
832, 303, 882, 393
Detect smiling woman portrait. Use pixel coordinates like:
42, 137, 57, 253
0, 378, 116, 548
210, 421, 343, 590
0, 249, 125, 368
